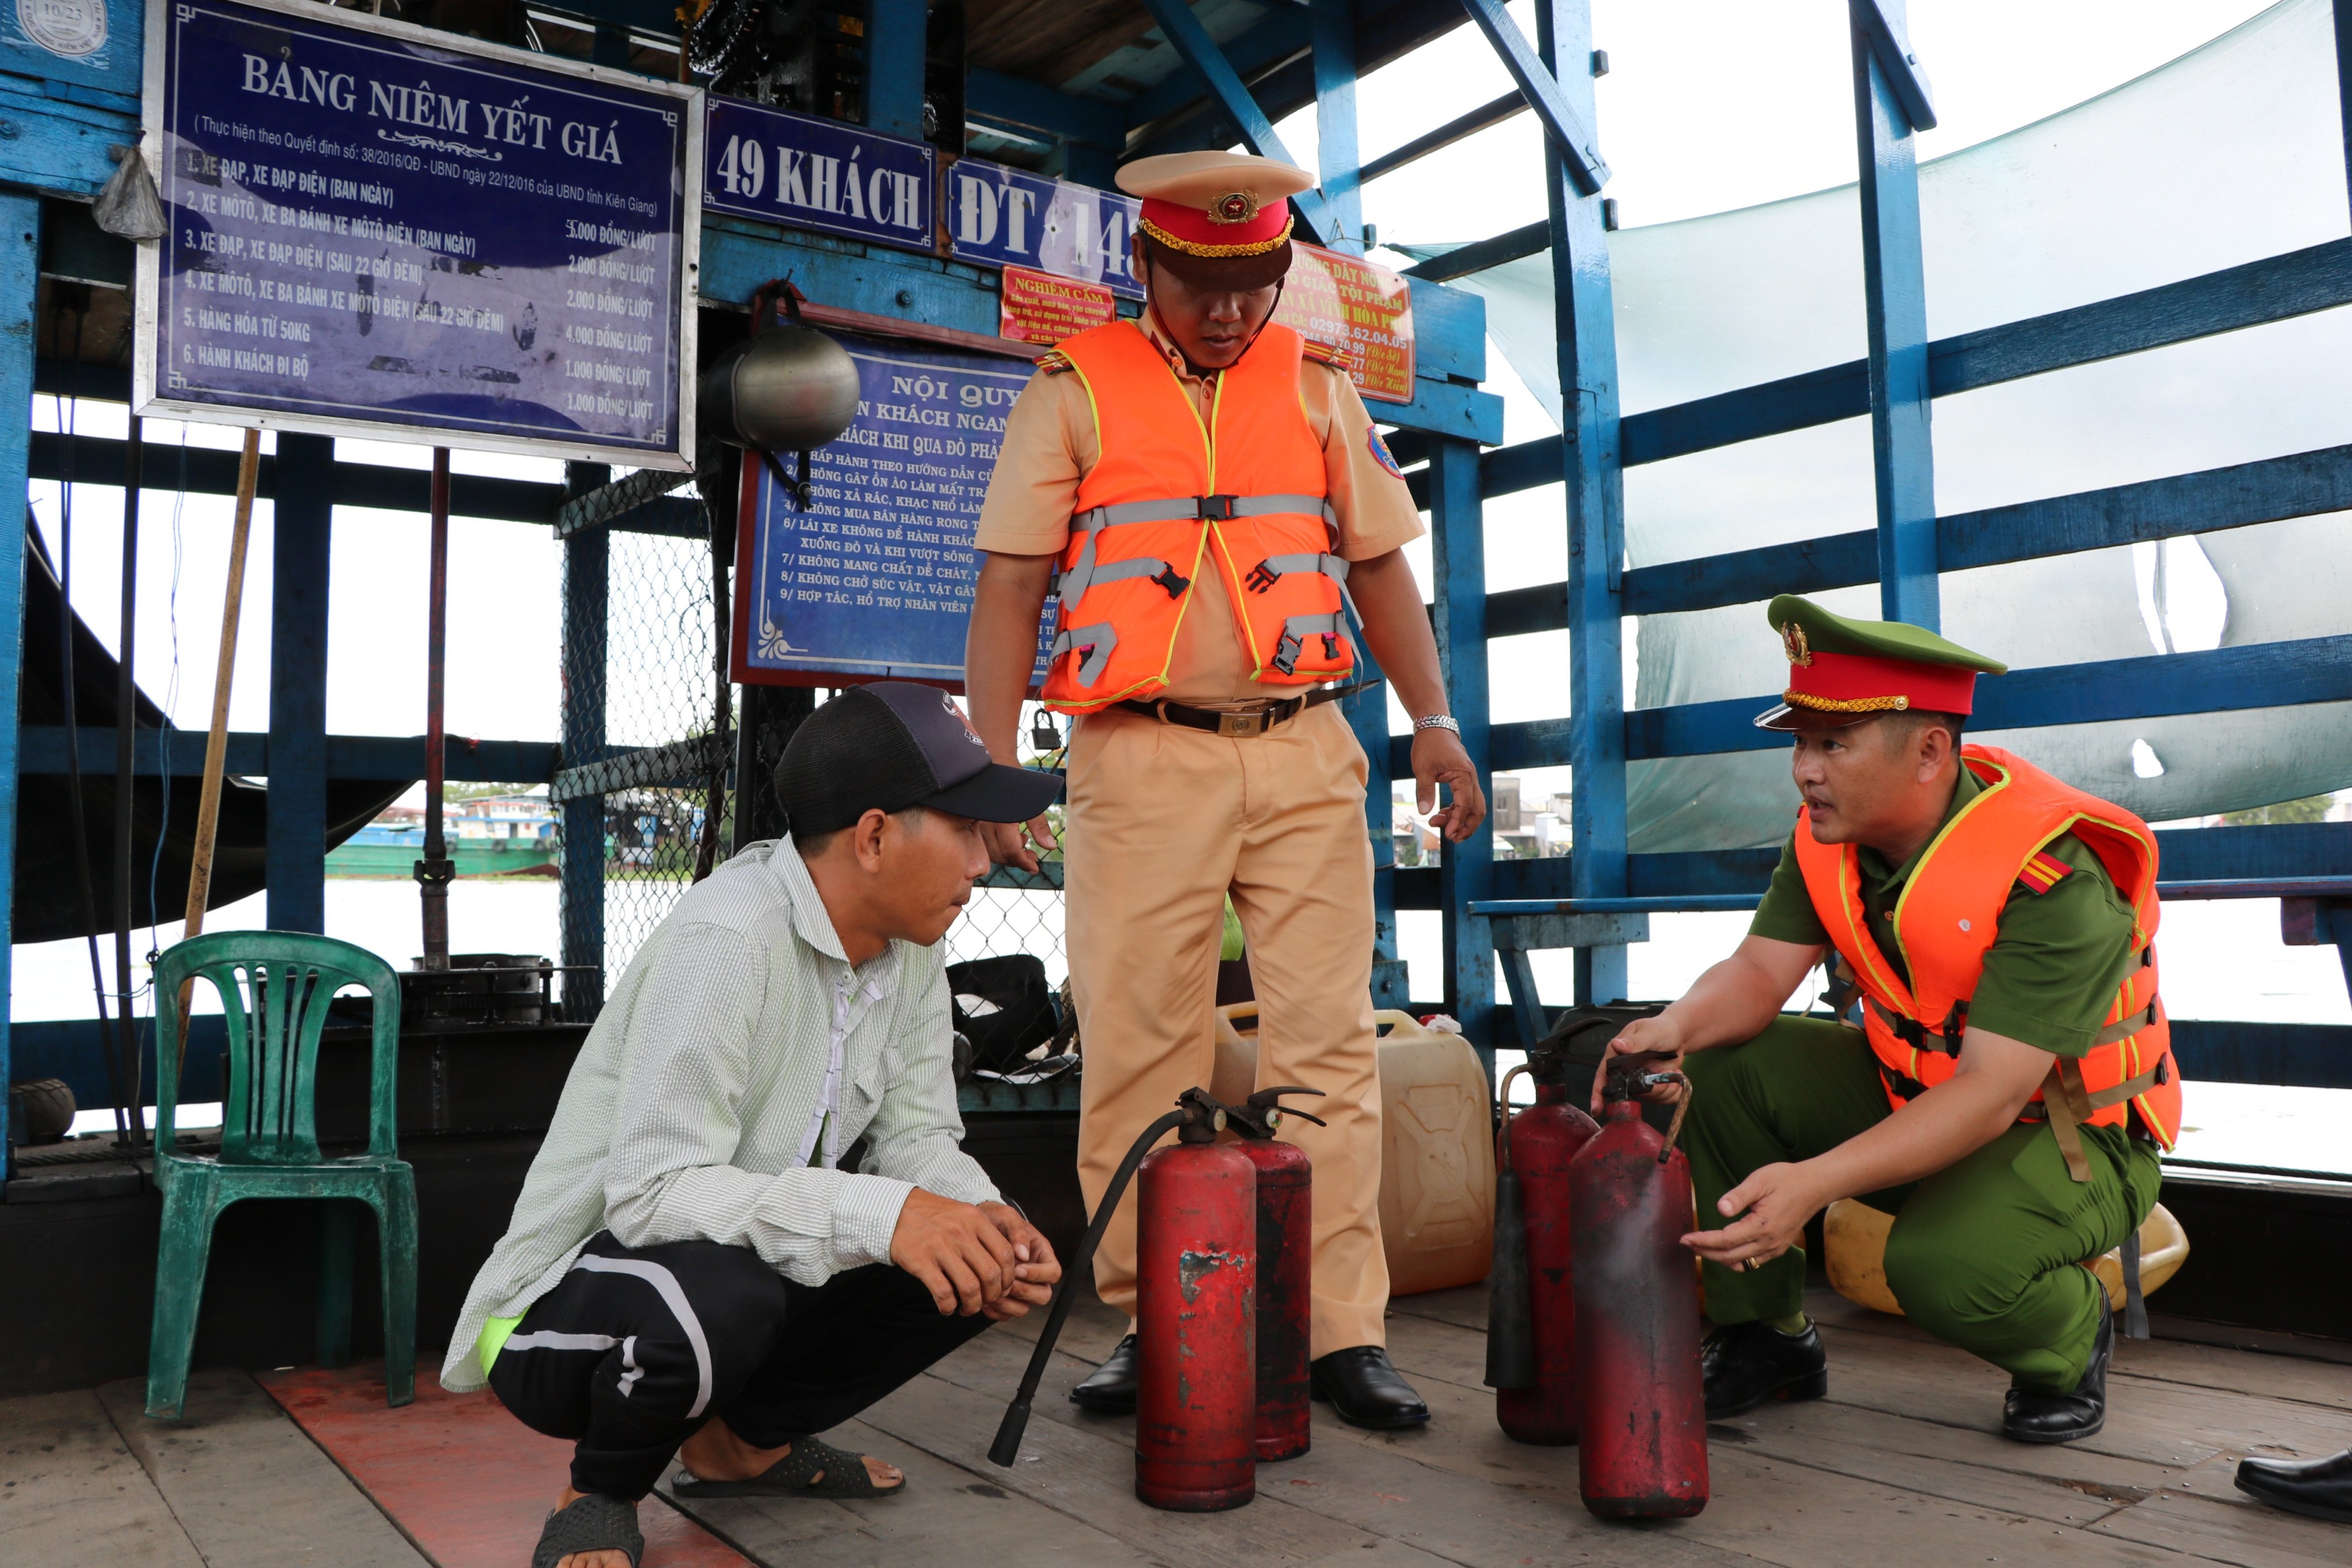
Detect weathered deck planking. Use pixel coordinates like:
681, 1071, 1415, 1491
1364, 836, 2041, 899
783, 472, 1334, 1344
95, 1370, 431, 1568
9, 1276, 2350, 1567
0, 1390, 204, 1567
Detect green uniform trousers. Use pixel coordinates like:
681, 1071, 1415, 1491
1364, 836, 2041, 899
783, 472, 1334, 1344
1683, 1016, 2163, 1395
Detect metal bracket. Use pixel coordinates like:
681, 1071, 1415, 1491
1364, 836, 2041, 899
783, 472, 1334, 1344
1134, 0, 1336, 246
1454, 0, 1611, 196
1852, 0, 1938, 132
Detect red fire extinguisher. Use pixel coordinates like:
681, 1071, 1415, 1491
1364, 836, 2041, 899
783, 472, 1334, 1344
1571, 1049, 1709, 1520
991, 1088, 1261, 1512
1229, 1085, 1328, 1462
1486, 1052, 1599, 1443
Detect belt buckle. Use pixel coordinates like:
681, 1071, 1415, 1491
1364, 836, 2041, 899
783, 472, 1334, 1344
1216, 710, 1267, 738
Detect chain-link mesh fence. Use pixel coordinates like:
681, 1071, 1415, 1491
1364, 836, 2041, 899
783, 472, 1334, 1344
557, 458, 1069, 996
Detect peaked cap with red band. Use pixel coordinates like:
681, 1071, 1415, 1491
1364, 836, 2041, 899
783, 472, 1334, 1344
1118, 151, 1312, 287
1754, 593, 2007, 731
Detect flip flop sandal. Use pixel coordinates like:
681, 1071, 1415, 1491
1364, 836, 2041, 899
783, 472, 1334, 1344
668, 1435, 906, 1500
531, 1493, 643, 1568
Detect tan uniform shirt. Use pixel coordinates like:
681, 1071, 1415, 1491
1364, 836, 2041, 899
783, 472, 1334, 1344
973, 313, 1425, 704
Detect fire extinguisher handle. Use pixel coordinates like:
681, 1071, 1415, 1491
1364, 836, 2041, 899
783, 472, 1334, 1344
988, 1107, 1188, 1467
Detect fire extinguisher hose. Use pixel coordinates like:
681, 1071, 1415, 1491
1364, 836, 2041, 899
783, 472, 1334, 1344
988, 1107, 1188, 1466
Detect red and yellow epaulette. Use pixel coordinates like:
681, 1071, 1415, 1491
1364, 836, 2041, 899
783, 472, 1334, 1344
1301, 337, 1361, 374
1034, 348, 1076, 376
2017, 850, 2073, 895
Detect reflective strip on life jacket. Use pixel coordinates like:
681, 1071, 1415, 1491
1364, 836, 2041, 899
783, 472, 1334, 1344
1273, 612, 1353, 677
1051, 623, 1119, 687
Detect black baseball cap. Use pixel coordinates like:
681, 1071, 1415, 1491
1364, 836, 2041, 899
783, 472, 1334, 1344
775, 682, 1061, 839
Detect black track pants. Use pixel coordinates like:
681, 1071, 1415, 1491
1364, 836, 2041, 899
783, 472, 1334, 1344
487, 1231, 990, 1499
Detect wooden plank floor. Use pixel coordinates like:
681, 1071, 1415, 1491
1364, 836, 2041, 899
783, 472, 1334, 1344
6, 1285, 2347, 1567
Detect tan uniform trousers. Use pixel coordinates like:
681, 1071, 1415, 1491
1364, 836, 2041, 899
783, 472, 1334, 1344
1065, 701, 1388, 1355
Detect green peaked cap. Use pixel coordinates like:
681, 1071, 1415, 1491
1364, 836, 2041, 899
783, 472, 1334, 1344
1764, 594, 2007, 674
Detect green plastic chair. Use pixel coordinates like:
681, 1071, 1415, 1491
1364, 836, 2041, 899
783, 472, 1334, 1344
145, 930, 416, 1420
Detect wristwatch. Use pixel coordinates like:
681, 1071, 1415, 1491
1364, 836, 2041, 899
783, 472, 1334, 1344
1413, 713, 1461, 736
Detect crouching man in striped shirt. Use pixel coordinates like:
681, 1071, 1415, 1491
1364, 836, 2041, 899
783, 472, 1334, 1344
441, 683, 1066, 1568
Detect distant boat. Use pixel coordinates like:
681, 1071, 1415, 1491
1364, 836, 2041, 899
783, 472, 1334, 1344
326, 821, 559, 879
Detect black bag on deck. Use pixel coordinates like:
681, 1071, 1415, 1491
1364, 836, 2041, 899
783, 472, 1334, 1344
947, 956, 1060, 1075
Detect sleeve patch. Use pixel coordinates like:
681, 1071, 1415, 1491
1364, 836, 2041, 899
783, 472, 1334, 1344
2017, 851, 2072, 894
1366, 425, 1404, 479
1303, 337, 1361, 373
1034, 349, 1075, 376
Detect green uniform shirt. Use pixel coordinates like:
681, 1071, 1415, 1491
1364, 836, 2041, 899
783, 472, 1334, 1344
1748, 765, 2142, 1056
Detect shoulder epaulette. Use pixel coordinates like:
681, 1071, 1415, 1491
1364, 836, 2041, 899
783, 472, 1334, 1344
1301, 337, 1361, 374
2017, 850, 2073, 895
1034, 348, 1076, 376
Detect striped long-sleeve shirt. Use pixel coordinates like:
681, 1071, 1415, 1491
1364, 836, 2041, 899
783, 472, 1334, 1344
439, 835, 1000, 1393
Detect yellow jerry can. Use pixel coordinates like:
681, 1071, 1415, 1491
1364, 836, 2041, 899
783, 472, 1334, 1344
1212, 1003, 1496, 1297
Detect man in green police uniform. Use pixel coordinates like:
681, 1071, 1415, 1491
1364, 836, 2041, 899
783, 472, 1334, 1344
1598, 594, 2180, 1445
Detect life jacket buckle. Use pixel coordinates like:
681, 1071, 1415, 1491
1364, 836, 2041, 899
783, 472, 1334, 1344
1199, 493, 1239, 522
1245, 559, 1281, 593
1149, 566, 1192, 598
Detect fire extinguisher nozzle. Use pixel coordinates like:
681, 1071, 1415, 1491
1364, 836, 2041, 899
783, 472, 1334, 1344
988, 1403, 1030, 1467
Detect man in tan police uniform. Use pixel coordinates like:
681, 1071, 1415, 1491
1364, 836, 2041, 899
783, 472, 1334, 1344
962, 150, 1485, 1428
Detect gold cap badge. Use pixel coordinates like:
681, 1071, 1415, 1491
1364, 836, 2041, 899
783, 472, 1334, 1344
1782, 621, 1813, 666
1208, 189, 1264, 225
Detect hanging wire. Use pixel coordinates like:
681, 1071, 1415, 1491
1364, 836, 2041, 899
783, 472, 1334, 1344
145, 426, 190, 984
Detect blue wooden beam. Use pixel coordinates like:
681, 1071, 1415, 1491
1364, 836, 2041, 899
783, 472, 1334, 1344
1133, 0, 1336, 245
1534, 0, 1628, 1006
1464, 238, 2352, 497
1616, 442, 2352, 620
1849, 0, 1937, 627
1428, 437, 1497, 1053
562, 464, 611, 1018
17, 729, 560, 782
1312, 0, 1366, 254
1852, 0, 1937, 131
1623, 633, 2352, 762
865, 0, 930, 141
1396, 634, 2352, 770
1398, 220, 1549, 282
1457, 0, 1609, 195
1397, 824, 2352, 911
2337, 1, 2352, 207
1361, 91, 1530, 186
1121, 5, 1313, 133
966, 68, 1126, 152
267, 434, 335, 934
0, 196, 38, 1177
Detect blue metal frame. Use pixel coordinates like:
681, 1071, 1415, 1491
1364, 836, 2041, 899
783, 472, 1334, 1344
0, 198, 38, 1171
1427, 0, 2352, 1051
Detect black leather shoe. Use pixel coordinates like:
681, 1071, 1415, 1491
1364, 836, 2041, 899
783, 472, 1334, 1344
1068, 1334, 1139, 1413
2002, 1297, 2111, 1444
1702, 1319, 1828, 1418
2235, 1449, 2352, 1524
1311, 1346, 1430, 1430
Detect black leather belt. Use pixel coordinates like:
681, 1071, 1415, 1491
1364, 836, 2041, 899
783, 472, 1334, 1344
1114, 678, 1377, 738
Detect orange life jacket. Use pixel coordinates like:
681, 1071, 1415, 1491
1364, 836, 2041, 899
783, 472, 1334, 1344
1792, 745, 2182, 1181
1038, 319, 1353, 712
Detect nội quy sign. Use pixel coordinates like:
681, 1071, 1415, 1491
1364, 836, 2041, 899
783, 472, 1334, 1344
732, 334, 1053, 690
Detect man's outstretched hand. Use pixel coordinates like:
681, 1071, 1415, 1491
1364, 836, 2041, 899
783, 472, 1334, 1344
889, 1189, 1063, 1317
1589, 1013, 1690, 1114
976, 1201, 1061, 1321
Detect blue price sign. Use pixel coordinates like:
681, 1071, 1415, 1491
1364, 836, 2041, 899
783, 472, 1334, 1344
731, 334, 1052, 689
703, 98, 935, 254
947, 157, 1142, 301
137, 0, 700, 466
